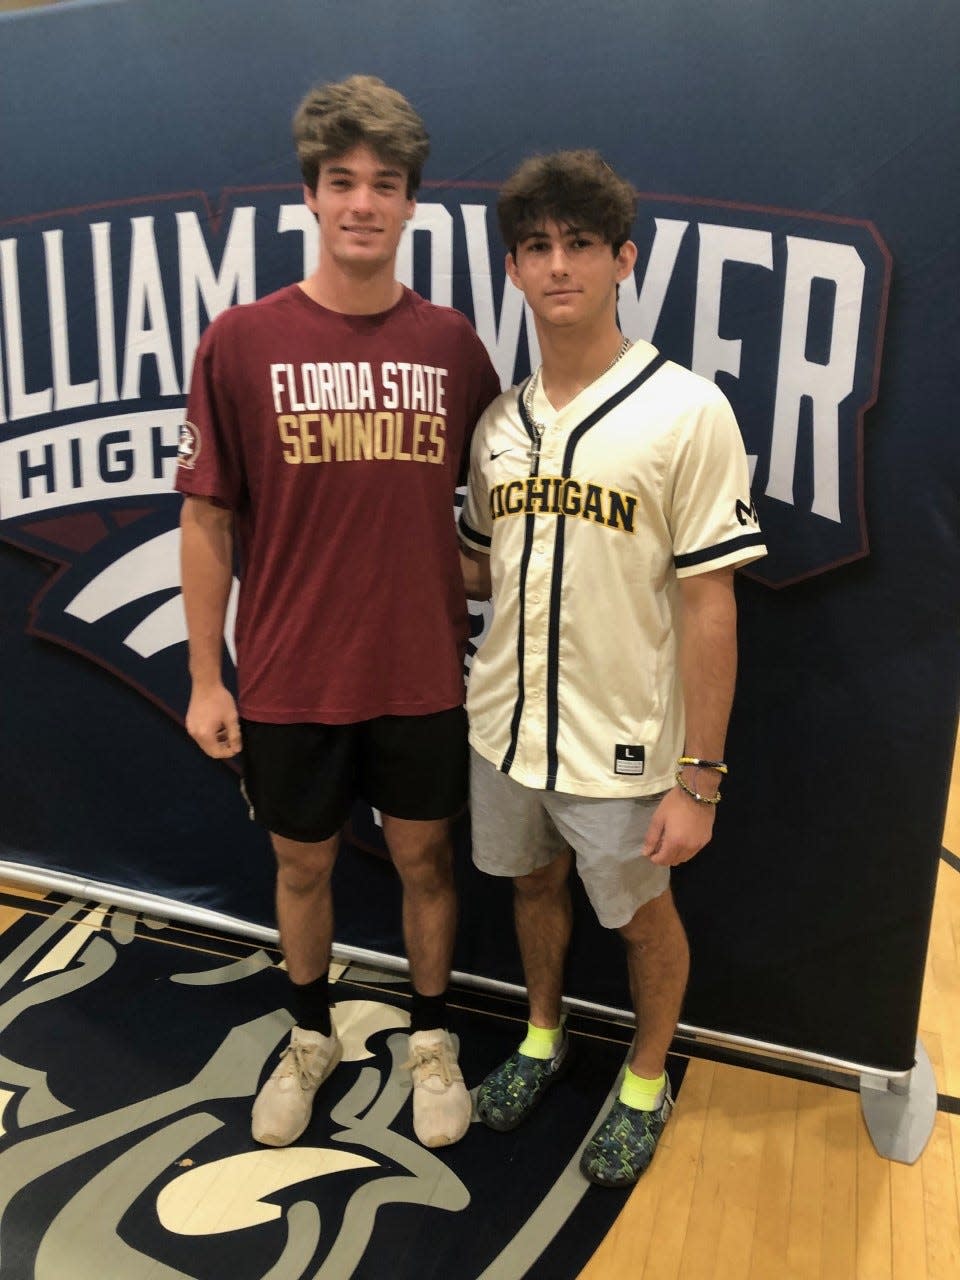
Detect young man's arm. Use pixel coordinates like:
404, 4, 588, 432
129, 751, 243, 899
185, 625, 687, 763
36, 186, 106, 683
180, 495, 242, 758
460, 544, 492, 600
643, 565, 737, 867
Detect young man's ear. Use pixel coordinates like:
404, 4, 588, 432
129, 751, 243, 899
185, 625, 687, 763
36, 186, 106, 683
505, 252, 521, 290
303, 183, 319, 216
614, 240, 639, 282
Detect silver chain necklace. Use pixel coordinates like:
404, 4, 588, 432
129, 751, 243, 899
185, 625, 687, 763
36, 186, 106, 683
524, 335, 632, 471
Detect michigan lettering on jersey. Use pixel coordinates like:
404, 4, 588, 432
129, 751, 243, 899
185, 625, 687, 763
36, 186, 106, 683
490, 476, 639, 533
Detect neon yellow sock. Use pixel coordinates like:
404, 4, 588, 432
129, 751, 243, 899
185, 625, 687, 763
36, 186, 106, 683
518, 1021, 563, 1060
619, 1068, 666, 1111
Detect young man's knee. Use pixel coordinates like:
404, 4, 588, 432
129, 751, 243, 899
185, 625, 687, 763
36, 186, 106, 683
272, 834, 338, 892
514, 851, 571, 900
618, 886, 684, 946
388, 829, 454, 890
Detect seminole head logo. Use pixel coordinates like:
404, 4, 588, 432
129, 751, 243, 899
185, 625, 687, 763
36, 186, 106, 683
177, 420, 202, 469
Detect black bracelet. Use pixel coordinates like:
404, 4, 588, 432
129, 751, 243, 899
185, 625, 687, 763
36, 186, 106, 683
675, 768, 721, 805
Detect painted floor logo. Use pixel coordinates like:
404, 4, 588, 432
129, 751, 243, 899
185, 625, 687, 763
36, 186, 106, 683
0, 898, 631, 1279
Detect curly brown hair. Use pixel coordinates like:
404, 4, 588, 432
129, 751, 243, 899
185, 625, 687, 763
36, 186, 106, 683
498, 150, 636, 256
293, 75, 430, 198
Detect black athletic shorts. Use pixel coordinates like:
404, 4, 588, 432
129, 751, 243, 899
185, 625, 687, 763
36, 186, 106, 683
239, 706, 468, 842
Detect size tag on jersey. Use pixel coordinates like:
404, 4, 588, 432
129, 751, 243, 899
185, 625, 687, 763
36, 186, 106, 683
614, 745, 646, 776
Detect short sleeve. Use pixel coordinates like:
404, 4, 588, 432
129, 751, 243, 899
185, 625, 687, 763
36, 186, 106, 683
174, 320, 245, 510
458, 404, 494, 552
666, 386, 767, 576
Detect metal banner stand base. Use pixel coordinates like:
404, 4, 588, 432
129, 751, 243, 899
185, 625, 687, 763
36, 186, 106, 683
860, 1038, 937, 1164
0, 861, 942, 1166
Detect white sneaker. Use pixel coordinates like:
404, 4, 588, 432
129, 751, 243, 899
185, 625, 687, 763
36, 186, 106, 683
251, 1025, 342, 1147
404, 1029, 471, 1148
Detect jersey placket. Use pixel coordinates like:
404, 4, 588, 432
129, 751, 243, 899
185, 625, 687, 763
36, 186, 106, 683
499, 384, 555, 783
516, 418, 559, 783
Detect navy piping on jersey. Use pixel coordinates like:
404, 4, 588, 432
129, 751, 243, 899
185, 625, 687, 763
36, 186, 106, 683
674, 531, 765, 569
558, 354, 668, 474
545, 505, 568, 788
500, 380, 540, 776
458, 514, 490, 549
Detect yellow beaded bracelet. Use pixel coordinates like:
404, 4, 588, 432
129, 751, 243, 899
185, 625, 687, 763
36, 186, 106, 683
677, 756, 728, 775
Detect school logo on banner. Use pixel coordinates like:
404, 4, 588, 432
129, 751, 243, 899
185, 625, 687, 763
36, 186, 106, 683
0, 185, 889, 723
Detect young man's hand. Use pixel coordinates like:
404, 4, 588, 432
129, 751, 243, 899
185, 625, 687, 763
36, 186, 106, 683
185, 684, 242, 758
641, 787, 716, 867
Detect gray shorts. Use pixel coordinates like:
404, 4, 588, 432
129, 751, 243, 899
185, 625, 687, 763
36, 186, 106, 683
469, 749, 670, 929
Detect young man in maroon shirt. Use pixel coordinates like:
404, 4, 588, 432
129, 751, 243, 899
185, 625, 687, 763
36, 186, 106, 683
177, 75, 500, 1150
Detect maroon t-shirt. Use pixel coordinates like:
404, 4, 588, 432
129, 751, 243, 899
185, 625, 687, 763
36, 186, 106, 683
176, 284, 500, 723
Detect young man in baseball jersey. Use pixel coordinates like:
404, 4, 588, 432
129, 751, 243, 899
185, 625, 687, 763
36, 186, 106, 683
459, 150, 766, 1186
177, 76, 500, 1150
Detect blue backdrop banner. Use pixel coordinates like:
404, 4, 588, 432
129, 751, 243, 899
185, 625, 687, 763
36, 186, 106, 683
1, 0, 958, 1074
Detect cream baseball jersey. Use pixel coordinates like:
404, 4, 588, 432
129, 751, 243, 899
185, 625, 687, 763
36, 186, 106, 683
458, 340, 767, 797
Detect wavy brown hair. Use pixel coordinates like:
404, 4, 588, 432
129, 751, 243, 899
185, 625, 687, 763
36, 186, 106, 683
293, 75, 430, 197
498, 150, 636, 256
